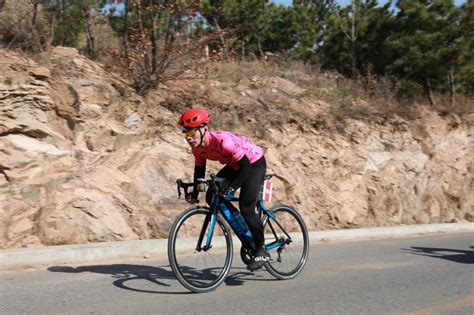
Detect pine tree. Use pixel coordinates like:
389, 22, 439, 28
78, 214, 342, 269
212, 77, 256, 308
319, 0, 395, 77
260, 3, 297, 53
456, 0, 474, 96
44, 0, 98, 49
292, 0, 336, 63
201, 0, 267, 60
387, 0, 461, 103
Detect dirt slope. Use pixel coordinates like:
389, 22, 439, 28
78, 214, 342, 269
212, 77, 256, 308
0, 47, 472, 249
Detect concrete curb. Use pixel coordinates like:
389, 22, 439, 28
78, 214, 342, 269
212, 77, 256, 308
1, 223, 473, 271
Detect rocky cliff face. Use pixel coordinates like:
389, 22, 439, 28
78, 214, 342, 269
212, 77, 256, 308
0, 48, 472, 249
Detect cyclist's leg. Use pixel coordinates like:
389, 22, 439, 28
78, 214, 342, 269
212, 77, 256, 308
239, 156, 266, 246
239, 157, 268, 271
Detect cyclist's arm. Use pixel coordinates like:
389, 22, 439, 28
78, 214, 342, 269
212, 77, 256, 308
228, 155, 251, 191
192, 163, 206, 199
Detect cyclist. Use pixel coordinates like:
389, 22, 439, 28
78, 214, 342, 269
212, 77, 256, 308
178, 108, 270, 271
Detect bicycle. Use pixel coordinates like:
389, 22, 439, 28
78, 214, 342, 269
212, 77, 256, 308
167, 174, 309, 293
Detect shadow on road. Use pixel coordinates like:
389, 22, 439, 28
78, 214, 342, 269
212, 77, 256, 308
48, 264, 188, 294
48, 264, 260, 293
404, 246, 474, 264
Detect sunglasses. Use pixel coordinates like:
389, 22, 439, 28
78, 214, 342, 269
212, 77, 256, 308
182, 128, 198, 137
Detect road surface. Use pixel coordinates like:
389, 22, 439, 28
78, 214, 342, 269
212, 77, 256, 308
1, 233, 473, 314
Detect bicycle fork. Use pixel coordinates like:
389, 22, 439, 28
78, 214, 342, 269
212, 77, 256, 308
195, 208, 217, 252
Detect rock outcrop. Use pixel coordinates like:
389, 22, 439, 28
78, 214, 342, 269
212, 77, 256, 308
0, 48, 472, 249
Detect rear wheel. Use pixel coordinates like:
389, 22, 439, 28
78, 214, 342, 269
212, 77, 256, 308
168, 207, 233, 293
262, 204, 309, 279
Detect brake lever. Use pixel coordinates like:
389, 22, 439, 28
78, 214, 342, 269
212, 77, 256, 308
176, 179, 182, 199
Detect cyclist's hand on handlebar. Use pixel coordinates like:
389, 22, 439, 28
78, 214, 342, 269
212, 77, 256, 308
185, 193, 199, 204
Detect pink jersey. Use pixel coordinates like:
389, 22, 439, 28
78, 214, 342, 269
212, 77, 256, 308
192, 131, 264, 170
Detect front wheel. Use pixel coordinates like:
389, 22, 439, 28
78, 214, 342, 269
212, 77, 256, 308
168, 206, 233, 293
262, 204, 309, 280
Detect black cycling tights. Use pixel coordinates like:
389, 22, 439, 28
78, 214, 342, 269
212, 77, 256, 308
206, 156, 267, 248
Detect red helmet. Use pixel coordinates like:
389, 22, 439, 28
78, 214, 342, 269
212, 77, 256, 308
178, 108, 210, 129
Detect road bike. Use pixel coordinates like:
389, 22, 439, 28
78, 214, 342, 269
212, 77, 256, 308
167, 174, 309, 293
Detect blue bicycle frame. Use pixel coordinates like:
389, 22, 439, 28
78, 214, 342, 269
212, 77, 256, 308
197, 189, 292, 255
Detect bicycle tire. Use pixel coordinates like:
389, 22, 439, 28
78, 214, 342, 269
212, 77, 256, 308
168, 206, 233, 293
262, 204, 309, 280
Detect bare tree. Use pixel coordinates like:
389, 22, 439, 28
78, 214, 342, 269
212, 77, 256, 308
112, 0, 213, 95
123, 0, 130, 62
350, 0, 356, 79
425, 77, 435, 106
31, 0, 43, 52
448, 69, 455, 107
211, 17, 229, 60
335, 0, 358, 79
85, 6, 96, 58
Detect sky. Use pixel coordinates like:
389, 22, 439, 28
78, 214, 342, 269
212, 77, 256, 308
103, 0, 468, 16
272, 0, 467, 7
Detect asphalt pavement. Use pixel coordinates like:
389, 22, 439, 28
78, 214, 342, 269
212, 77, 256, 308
1, 233, 473, 314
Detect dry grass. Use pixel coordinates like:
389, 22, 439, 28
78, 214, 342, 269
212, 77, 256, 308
0, 0, 51, 52
206, 59, 283, 83
164, 58, 473, 136
431, 94, 474, 117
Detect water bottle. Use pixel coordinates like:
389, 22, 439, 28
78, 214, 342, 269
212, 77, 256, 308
233, 212, 253, 239
220, 203, 244, 236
